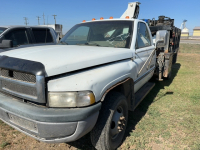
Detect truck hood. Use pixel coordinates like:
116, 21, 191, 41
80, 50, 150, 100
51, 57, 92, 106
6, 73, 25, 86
0, 45, 133, 77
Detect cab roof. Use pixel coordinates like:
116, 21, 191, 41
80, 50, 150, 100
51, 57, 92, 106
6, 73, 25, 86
0, 25, 53, 29
80, 18, 136, 24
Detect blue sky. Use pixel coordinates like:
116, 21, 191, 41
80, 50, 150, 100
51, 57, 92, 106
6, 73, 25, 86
0, 0, 199, 34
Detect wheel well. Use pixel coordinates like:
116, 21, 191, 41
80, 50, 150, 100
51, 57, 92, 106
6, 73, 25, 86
101, 78, 135, 111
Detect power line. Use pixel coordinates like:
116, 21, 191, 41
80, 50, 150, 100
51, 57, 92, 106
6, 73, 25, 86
23, 17, 29, 26
52, 14, 57, 24
43, 13, 45, 25
36, 16, 41, 25
47, 15, 49, 25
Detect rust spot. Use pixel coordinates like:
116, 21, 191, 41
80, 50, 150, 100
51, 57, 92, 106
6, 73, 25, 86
100, 78, 132, 101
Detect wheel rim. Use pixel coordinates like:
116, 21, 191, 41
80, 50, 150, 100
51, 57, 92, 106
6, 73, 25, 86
110, 106, 126, 140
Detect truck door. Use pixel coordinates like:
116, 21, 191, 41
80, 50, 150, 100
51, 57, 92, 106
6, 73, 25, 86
134, 22, 155, 92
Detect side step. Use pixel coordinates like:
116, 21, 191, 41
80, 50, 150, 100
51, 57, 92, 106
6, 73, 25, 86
134, 82, 155, 109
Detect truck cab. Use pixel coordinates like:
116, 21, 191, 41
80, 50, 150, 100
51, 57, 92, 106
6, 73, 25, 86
59, 18, 155, 92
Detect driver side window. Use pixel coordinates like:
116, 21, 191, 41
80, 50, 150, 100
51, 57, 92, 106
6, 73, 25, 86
136, 22, 151, 49
4, 29, 29, 47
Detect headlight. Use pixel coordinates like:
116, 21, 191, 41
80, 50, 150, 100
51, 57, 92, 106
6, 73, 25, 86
48, 91, 95, 107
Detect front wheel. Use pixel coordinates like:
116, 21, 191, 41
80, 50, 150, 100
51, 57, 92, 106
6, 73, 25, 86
90, 92, 128, 150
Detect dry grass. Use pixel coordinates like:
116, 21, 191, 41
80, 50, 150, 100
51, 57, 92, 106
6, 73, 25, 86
179, 44, 200, 54
0, 44, 200, 150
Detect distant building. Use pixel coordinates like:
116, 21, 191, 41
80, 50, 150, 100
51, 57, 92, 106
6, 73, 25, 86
39, 24, 63, 39
193, 27, 200, 38
180, 20, 189, 39
181, 28, 189, 39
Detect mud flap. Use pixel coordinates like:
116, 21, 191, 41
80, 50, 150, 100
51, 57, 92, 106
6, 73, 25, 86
163, 53, 173, 78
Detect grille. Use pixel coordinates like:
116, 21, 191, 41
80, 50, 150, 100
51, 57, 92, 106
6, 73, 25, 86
0, 68, 36, 83
1, 80, 37, 97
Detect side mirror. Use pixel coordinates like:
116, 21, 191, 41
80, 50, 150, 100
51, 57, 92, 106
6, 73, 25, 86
155, 30, 168, 48
0, 40, 13, 49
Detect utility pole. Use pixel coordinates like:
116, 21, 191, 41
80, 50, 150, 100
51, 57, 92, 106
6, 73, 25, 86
43, 13, 45, 25
36, 16, 41, 25
52, 14, 57, 24
23, 17, 28, 26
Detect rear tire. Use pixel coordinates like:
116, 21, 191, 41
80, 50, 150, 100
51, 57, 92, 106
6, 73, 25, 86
90, 91, 128, 150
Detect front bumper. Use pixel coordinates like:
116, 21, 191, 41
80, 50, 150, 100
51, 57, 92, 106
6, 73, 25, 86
0, 92, 101, 143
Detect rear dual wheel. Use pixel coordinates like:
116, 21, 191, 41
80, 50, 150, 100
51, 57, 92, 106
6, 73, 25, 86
90, 92, 128, 150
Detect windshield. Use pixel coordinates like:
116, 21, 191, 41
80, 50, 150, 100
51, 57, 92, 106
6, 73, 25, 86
0, 27, 7, 35
60, 21, 133, 48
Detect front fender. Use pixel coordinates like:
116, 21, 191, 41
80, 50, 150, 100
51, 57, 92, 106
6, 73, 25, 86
47, 59, 136, 102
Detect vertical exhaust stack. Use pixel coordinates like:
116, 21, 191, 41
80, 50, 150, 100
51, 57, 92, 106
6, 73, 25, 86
121, 2, 141, 19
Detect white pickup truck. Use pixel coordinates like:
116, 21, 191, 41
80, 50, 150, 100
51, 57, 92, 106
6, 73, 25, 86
0, 2, 180, 150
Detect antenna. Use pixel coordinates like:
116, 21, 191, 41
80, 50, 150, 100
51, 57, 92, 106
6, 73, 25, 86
43, 13, 45, 25
36, 16, 41, 25
23, 17, 29, 26
52, 14, 57, 24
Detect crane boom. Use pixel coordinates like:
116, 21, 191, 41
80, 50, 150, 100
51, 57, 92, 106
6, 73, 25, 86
120, 2, 141, 19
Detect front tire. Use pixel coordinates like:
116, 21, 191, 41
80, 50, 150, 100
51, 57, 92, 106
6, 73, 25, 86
90, 91, 128, 150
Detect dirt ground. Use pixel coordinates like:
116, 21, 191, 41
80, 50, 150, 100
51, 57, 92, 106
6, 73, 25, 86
0, 44, 200, 150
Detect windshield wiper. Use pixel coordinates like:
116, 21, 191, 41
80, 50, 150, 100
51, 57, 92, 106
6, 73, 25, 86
85, 42, 100, 46
59, 41, 68, 45
76, 42, 100, 46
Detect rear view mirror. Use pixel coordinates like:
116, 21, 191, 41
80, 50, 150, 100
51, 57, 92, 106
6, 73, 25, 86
0, 40, 13, 49
155, 30, 168, 48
